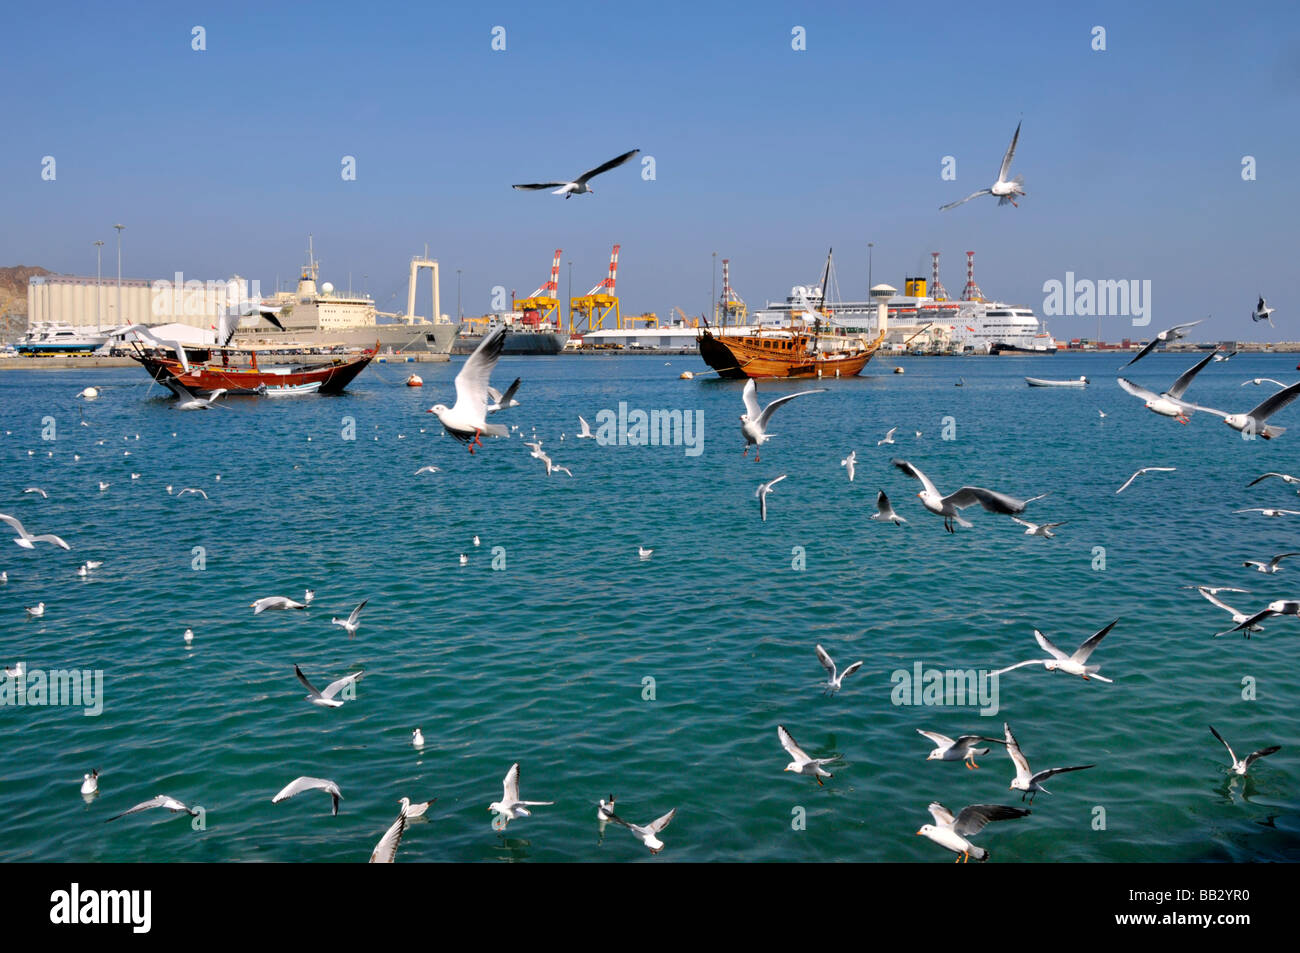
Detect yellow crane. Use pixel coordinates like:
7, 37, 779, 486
512, 250, 563, 327
569, 244, 622, 334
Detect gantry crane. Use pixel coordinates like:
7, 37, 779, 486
719, 258, 747, 324
569, 244, 621, 334
512, 250, 563, 326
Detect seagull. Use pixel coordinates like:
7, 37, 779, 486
23, 487, 47, 498
488, 762, 553, 829
369, 812, 407, 863
940, 120, 1026, 210
1234, 508, 1300, 517
1194, 380, 1300, 440
412, 728, 425, 748
164, 377, 227, 410
1246, 472, 1300, 487
473, 536, 481, 547
4, 662, 24, 678
871, 489, 907, 525
992, 619, 1119, 682
916, 802, 1031, 862
1253, 296, 1275, 327
1011, 517, 1066, 538
272, 777, 342, 816
739, 378, 826, 462
638, 546, 653, 560
1242, 378, 1286, 388
0, 513, 71, 550
605, 806, 677, 854
840, 450, 856, 482
331, 599, 368, 638
1214, 350, 1239, 362
1122, 320, 1204, 367
26, 602, 45, 618
251, 594, 309, 614
177, 488, 208, 499
891, 459, 1046, 532
917, 730, 1005, 769
815, 644, 863, 695
293, 664, 364, 707
1115, 466, 1176, 494
777, 725, 838, 785
597, 796, 617, 836
1210, 725, 1280, 776
459, 554, 469, 566
486, 377, 522, 413
877, 427, 898, 446
81, 770, 99, 796
0, 571, 6, 583
1243, 553, 1300, 574
1003, 722, 1095, 803
98, 482, 110, 492
184, 627, 194, 644
756, 474, 788, 522
1098, 410, 1107, 419
1216, 600, 1300, 638
576, 415, 595, 439
413, 465, 442, 475
106, 795, 198, 823
428, 326, 509, 453
512, 148, 640, 198
1186, 586, 1264, 635
400, 796, 435, 819
1116, 349, 1219, 421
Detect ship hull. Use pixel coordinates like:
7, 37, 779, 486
234, 323, 457, 354
991, 342, 1058, 355
453, 330, 566, 355
133, 348, 376, 396
698, 328, 879, 379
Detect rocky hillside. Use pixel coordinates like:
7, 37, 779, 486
0, 265, 52, 323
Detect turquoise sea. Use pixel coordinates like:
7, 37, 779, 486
1, 350, 1297, 862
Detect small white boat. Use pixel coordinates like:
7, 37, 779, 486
1025, 376, 1087, 388
258, 381, 323, 397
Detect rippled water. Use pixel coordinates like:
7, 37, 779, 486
1, 351, 1297, 862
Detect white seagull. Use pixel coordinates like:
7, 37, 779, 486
576, 415, 595, 439
871, 489, 907, 525
1252, 296, 1275, 327
400, 796, 435, 820
1246, 471, 1300, 487
756, 474, 788, 522
777, 725, 838, 785
1115, 466, 1176, 494
1122, 320, 1205, 367
739, 378, 826, 462
0, 512, 71, 550
331, 599, 368, 638
486, 377, 522, 413
916, 802, 1030, 863
1011, 517, 1066, 538
917, 730, 1005, 769
877, 427, 898, 447
815, 644, 863, 695
165, 377, 227, 410
1003, 722, 1095, 803
1216, 600, 1300, 638
251, 594, 309, 613
177, 488, 208, 499
1234, 508, 1300, 518
512, 148, 640, 198
840, 450, 856, 482
106, 795, 198, 823
1116, 349, 1219, 422
413, 465, 442, 475
1243, 553, 1300, 574
1194, 380, 1300, 440
1242, 378, 1286, 388
4, 662, 24, 678
638, 546, 653, 560
23, 487, 47, 498
891, 459, 1045, 532
26, 602, 45, 618
488, 762, 554, 829
428, 326, 509, 453
1210, 725, 1280, 776
940, 120, 1026, 211
605, 806, 677, 854
993, 619, 1119, 682
81, 769, 99, 796
272, 776, 342, 816
293, 664, 364, 707
369, 812, 408, 863
1186, 586, 1264, 635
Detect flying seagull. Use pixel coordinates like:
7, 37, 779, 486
993, 619, 1119, 682
756, 474, 788, 522
1003, 722, 1095, 803
840, 450, 855, 482
1115, 466, 1176, 494
428, 326, 509, 453
23, 487, 47, 498
1246, 471, 1300, 487
604, 806, 677, 854
577, 415, 595, 439
0, 513, 71, 550
917, 729, 1005, 769
1122, 320, 1204, 367
369, 812, 408, 863
163, 377, 227, 410
512, 148, 640, 198
1234, 508, 1300, 517
916, 802, 1030, 863
872, 489, 907, 525
891, 458, 1045, 532
1242, 378, 1286, 388
1186, 586, 1264, 635
106, 795, 198, 823
1215, 600, 1300, 638
940, 120, 1026, 210
331, 599, 368, 638
1209, 725, 1280, 776
1194, 380, 1300, 440
777, 724, 838, 785
877, 427, 898, 446
1011, 517, 1066, 538
413, 465, 442, 475
272, 777, 342, 816
1243, 553, 1300, 574
739, 378, 826, 462
1252, 296, 1275, 327
251, 594, 309, 614
488, 762, 553, 829
293, 664, 364, 708
176, 488, 208, 499
486, 377, 522, 413
815, 644, 863, 695
1116, 349, 1219, 422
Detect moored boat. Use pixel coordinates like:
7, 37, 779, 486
1025, 376, 1087, 388
130, 340, 377, 396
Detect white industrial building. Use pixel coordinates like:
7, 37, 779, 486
26, 274, 248, 330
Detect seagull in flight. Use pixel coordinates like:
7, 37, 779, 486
604, 806, 677, 854
488, 762, 553, 829
512, 148, 640, 198
1252, 296, 1275, 327
1003, 722, 1095, 803
164, 377, 227, 410
891, 458, 1045, 532
756, 474, 787, 522
740, 378, 825, 462
1116, 349, 1219, 422
877, 427, 898, 446
576, 415, 596, 439
1234, 508, 1300, 518
1246, 471, 1300, 488
272, 777, 342, 816
23, 487, 47, 499
486, 377, 522, 413
1194, 380, 1300, 440
871, 489, 907, 525
177, 488, 208, 499
1242, 378, 1286, 388
1243, 553, 1300, 574
993, 619, 1119, 682
293, 664, 364, 707
815, 644, 863, 695
940, 120, 1025, 210
413, 465, 442, 475
1115, 466, 1176, 494
917, 730, 1005, 769
106, 795, 198, 823
251, 593, 310, 613
331, 599, 368, 637
1122, 320, 1204, 367
1210, 725, 1280, 776
916, 801, 1030, 863
428, 326, 509, 453
1185, 586, 1264, 635
1215, 600, 1300, 638
777, 725, 838, 785
1011, 517, 1066, 538
840, 450, 855, 482
0, 513, 71, 550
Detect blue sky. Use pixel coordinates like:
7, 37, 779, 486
3, 0, 1299, 339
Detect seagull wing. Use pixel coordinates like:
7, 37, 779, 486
578, 415, 591, 436
320, 671, 363, 700
840, 660, 863, 679
293, 664, 322, 698
940, 189, 992, 211
0, 512, 29, 538
998, 120, 1021, 181
1196, 588, 1239, 615
452, 325, 507, 421
369, 813, 407, 863
952, 804, 1030, 837
502, 762, 522, 804
777, 725, 811, 763
1165, 350, 1220, 400
1122, 338, 1162, 368
1208, 725, 1237, 764
1033, 629, 1070, 660
575, 148, 640, 185
891, 459, 940, 498
944, 486, 1030, 515
1220, 609, 1274, 636
646, 808, 676, 834
1270, 553, 1300, 570
927, 802, 956, 827
512, 182, 567, 191
1246, 380, 1300, 423
106, 795, 169, 821
272, 776, 334, 803
990, 659, 1046, 677
1246, 472, 1293, 487
162, 376, 197, 400
347, 599, 369, 626
497, 376, 522, 406
741, 378, 762, 420
1241, 746, 1281, 771
1003, 723, 1032, 780
1029, 764, 1095, 784
757, 389, 826, 429
1071, 618, 1119, 663
917, 729, 955, 749
814, 644, 837, 678
1167, 319, 1204, 337
30, 533, 71, 550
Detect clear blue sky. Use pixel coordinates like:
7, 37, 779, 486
3, 0, 1299, 340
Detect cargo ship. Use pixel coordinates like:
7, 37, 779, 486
454, 313, 567, 355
